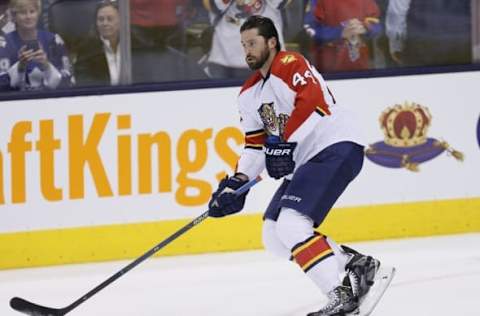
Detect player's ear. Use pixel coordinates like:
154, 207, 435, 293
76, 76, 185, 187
267, 37, 277, 50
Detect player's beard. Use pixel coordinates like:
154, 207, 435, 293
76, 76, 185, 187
246, 47, 270, 70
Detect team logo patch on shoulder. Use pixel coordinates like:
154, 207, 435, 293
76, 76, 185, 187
280, 55, 297, 65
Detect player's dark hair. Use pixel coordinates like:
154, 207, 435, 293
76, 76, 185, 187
240, 15, 281, 52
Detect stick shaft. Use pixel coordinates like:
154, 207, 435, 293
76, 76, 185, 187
63, 176, 261, 314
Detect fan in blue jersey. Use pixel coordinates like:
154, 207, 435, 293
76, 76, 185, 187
0, 0, 74, 91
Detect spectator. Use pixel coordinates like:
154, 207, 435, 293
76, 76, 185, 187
384, 0, 408, 65
281, 0, 309, 52
204, 0, 287, 80
386, 0, 471, 67
130, 0, 188, 52
370, 0, 395, 69
0, 0, 73, 91
0, 0, 48, 35
305, 0, 381, 73
128, 0, 207, 83
74, 0, 121, 87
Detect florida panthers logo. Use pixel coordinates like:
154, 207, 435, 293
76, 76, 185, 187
258, 102, 278, 134
258, 102, 289, 138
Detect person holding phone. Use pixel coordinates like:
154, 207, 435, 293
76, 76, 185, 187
0, 0, 74, 91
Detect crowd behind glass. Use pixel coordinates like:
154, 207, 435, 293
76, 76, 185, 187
0, 0, 475, 92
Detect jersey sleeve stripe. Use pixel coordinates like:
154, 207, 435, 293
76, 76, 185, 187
315, 106, 331, 117
246, 129, 266, 137
245, 133, 266, 146
245, 144, 263, 150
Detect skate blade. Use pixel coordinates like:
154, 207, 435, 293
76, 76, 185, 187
349, 265, 396, 316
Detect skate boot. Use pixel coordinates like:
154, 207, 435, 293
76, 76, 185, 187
341, 245, 380, 300
306, 285, 358, 316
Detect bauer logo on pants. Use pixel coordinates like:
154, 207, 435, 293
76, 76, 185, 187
365, 102, 464, 172
281, 194, 302, 203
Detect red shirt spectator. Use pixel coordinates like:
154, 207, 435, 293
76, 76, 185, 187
130, 0, 186, 28
311, 0, 380, 72
129, 0, 189, 50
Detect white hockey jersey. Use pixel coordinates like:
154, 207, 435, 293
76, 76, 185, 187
236, 51, 365, 180
206, 0, 286, 68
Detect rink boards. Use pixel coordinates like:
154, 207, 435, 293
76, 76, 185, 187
0, 71, 479, 269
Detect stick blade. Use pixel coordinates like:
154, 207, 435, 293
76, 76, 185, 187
10, 297, 66, 316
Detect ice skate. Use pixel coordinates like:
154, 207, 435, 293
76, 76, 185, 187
351, 265, 396, 316
341, 245, 380, 301
306, 285, 358, 316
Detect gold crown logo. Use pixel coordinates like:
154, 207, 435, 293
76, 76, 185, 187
380, 102, 431, 147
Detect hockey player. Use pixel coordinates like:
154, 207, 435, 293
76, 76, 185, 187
0, 0, 74, 91
208, 15, 380, 316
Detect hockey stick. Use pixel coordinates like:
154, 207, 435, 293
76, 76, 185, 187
10, 176, 262, 316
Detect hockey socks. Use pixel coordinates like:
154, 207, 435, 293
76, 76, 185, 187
292, 233, 343, 294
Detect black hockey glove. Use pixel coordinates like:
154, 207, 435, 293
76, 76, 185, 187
264, 136, 297, 179
208, 175, 249, 218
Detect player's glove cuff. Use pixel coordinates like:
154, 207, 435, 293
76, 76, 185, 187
208, 175, 249, 218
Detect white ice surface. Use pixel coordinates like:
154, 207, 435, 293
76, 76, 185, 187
1, 233, 479, 316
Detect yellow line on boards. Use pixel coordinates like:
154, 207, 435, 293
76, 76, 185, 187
1, 197, 479, 270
